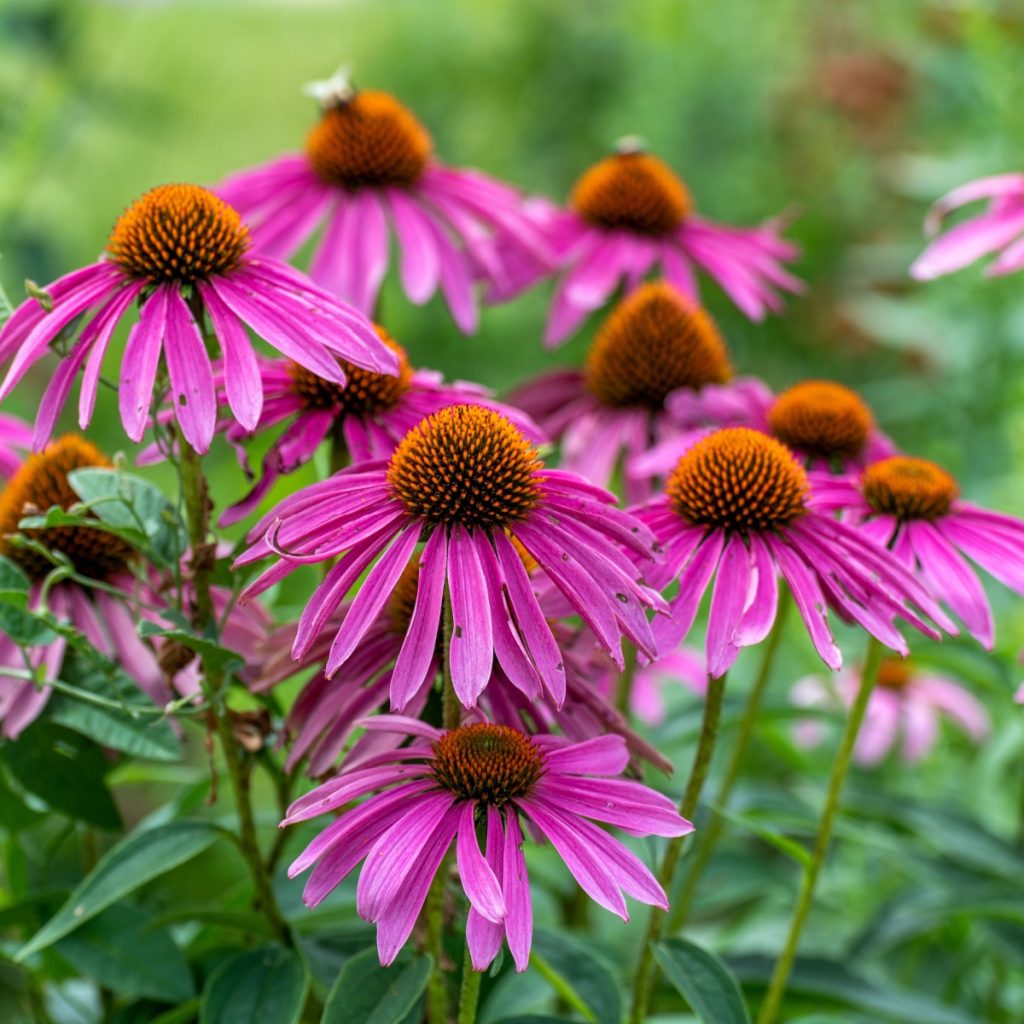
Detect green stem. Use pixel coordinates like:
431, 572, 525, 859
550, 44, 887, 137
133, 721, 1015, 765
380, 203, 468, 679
179, 439, 291, 948
755, 638, 884, 1024
629, 671, 728, 1024
668, 597, 791, 932
457, 942, 482, 1024
614, 642, 638, 718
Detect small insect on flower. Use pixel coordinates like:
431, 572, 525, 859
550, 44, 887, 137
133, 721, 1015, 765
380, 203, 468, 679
791, 658, 990, 765
216, 69, 552, 333
282, 717, 692, 970
633, 428, 954, 679
508, 283, 768, 501
238, 404, 664, 710
0, 184, 396, 454
911, 173, 1024, 280
810, 456, 1024, 649
502, 140, 802, 346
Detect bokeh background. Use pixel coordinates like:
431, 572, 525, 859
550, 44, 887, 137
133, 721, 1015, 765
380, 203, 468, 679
3, 1, 1024, 1021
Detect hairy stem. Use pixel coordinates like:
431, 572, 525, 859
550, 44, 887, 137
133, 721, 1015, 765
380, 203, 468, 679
457, 941, 483, 1024
755, 638, 884, 1024
629, 671, 727, 1024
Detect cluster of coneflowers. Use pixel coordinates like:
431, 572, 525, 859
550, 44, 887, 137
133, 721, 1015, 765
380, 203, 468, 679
0, 69, 1022, 1023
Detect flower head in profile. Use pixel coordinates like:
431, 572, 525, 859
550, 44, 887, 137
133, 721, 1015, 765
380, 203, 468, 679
0, 184, 396, 454
216, 71, 551, 333
792, 657, 989, 765
911, 173, 1024, 280
505, 142, 801, 346
508, 283, 767, 501
283, 717, 691, 969
0, 413, 31, 479
810, 456, 1024, 649
239, 404, 663, 710
211, 324, 539, 525
633, 428, 952, 678
0, 437, 269, 736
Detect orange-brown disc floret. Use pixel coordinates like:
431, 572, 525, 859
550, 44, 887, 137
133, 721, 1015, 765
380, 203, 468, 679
0, 436, 135, 580
387, 406, 543, 530
571, 152, 691, 236
585, 282, 732, 409
289, 326, 413, 416
306, 90, 432, 189
667, 427, 808, 532
431, 723, 545, 805
768, 380, 874, 462
876, 658, 913, 690
862, 457, 958, 521
107, 184, 249, 283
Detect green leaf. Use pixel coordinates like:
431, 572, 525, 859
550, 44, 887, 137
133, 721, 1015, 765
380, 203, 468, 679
201, 946, 309, 1024
530, 930, 621, 1024
321, 946, 432, 1024
138, 622, 245, 674
16, 819, 225, 960
653, 939, 751, 1024
2, 722, 122, 829
0, 767, 46, 833
0, 602, 57, 644
707, 805, 812, 867
55, 903, 194, 1002
0, 555, 29, 605
68, 467, 187, 568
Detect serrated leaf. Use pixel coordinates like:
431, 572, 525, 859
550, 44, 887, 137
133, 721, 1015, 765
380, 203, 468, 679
530, 930, 621, 1024
2, 722, 121, 830
201, 946, 308, 1024
56, 903, 194, 1002
653, 939, 751, 1024
321, 946, 432, 1024
16, 819, 225, 960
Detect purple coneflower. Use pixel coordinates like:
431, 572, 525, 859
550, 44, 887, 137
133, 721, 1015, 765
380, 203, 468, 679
0, 413, 31, 479
216, 71, 550, 333
239, 404, 662, 709
791, 657, 989, 765
0, 184, 395, 454
911, 173, 1024, 279
508, 282, 766, 502
283, 716, 692, 969
509, 143, 801, 346
809, 456, 1024, 649
633, 428, 952, 679
213, 324, 539, 525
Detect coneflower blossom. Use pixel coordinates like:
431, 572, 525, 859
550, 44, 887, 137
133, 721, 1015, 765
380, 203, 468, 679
809, 457, 1024, 649
216, 71, 550, 333
634, 428, 952, 679
791, 657, 989, 765
508, 282, 766, 501
911, 173, 1024, 280
213, 324, 540, 525
0, 437, 269, 736
283, 717, 692, 969
506, 143, 801, 346
239, 405, 663, 709
0, 184, 395, 454
0, 413, 30, 479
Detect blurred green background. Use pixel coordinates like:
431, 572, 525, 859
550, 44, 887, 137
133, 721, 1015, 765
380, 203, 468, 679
4, 2, 1024, 1021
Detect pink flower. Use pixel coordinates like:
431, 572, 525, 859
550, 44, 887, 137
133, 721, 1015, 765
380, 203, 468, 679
633, 428, 953, 679
625, 650, 707, 727
809, 456, 1024, 649
0, 413, 31, 479
504, 144, 801, 347
211, 325, 540, 526
911, 173, 1024, 280
508, 282, 766, 502
238, 405, 663, 711
283, 717, 692, 969
0, 184, 395, 454
791, 658, 990, 765
216, 73, 551, 333
0, 437, 271, 737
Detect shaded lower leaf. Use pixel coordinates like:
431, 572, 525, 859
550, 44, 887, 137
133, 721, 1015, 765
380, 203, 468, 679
321, 946, 432, 1024
56, 903, 193, 1002
201, 946, 309, 1024
653, 938, 751, 1024
17, 819, 225, 960
530, 930, 621, 1024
